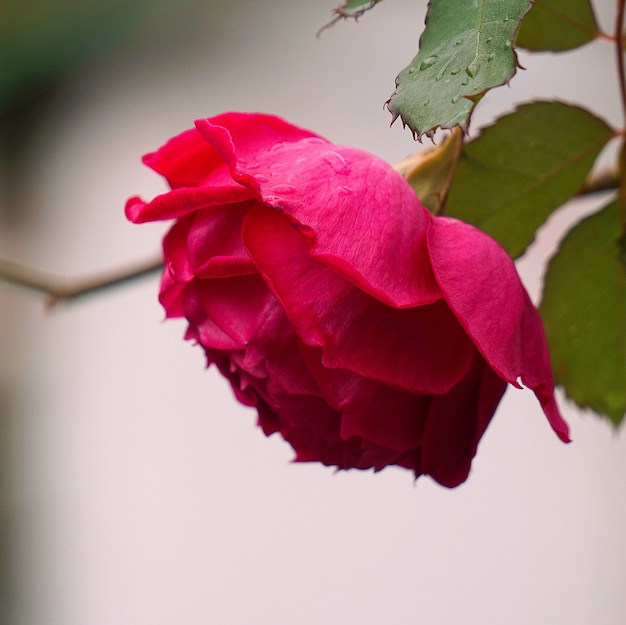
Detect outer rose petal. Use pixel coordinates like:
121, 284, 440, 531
421, 355, 507, 487
141, 127, 224, 188
193, 113, 324, 179
196, 116, 441, 307
427, 216, 570, 443
125, 185, 252, 224
242, 203, 475, 394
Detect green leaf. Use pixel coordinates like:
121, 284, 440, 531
517, 0, 599, 51
540, 200, 626, 426
319, 0, 384, 33
444, 102, 615, 258
386, 0, 532, 138
333, 0, 383, 15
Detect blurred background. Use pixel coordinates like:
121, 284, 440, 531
1, 1, 625, 623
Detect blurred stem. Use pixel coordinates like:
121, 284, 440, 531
0, 255, 163, 306
617, 0, 626, 128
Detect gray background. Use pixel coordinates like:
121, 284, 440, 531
1, 1, 625, 623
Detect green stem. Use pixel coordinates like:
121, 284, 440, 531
617, 0, 626, 127
615, 0, 626, 236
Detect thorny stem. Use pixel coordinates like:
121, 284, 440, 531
618, 0, 626, 235
0, 255, 163, 307
618, 0, 626, 128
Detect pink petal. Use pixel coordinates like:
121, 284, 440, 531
186, 200, 257, 278
125, 184, 252, 224
196, 115, 441, 307
427, 216, 570, 443
421, 355, 507, 488
189, 275, 273, 347
194, 112, 324, 180
158, 269, 186, 318
299, 344, 429, 454
242, 204, 475, 394
246, 304, 323, 399
162, 217, 194, 282
141, 127, 225, 189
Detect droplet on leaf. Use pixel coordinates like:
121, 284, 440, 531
420, 56, 439, 70
466, 62, 480, 78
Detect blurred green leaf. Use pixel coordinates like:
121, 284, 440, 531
386, 0, 532, 138
333, 0, 383, 15
319, 0, 384, 33
517, 0, 599, 51
540, 200, 626, 426
444, 101, 615, 257
0, 0, 193, 115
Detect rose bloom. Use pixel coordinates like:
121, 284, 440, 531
126, 112, 569, 488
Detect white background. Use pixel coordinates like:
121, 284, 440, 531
1, 1, 625, 623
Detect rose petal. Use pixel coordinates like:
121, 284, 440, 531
299, 344, 429, 454
243, 204, 476, 394
194, 112, 324, 179
190, 275, 273, 347
421, 355, 507, 488
158, 269, 186, 318
185, 200, 257, 278
142, 127, 225, 189
196, 116, 441, 307
427, 216, 570, 443
125, 185, 252, 224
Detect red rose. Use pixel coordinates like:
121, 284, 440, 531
126, 112, 569, 488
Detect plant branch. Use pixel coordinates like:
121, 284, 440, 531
0, 255, 163, 306
616, 0, 626, 127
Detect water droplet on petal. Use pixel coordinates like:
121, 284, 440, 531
253, 174, 269, 183
323, 151, 351, 175
419, 55, 439, 70
450, 68, 460, 75
302, 137, 327, 146
423, 98, 430, 106
504, 39, 512, 48
451, 95, 462, 104
487, 53, 495, 62
270, 184, 295, 195
455, 39, 463, 46
485, 36, 493, 44
461, 77, 470, 86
